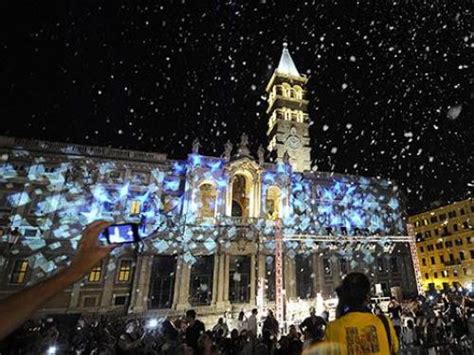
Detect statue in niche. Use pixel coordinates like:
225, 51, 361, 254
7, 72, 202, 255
223, 140, 233, 160
237, 133, 250, 157
192, 138, 201, 154
65, 163, 83, 183
257, 145, 265, 166
82, 164, 99, 186
283, 151, 290, 164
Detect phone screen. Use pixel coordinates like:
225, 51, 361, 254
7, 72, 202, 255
101, 224, 139, 244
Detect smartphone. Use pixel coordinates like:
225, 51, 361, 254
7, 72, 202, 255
100, 223, 140, 244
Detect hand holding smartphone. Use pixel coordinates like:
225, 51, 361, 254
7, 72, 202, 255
100, 223, 140, 244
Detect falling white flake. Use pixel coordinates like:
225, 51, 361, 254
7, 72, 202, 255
447, 104, 462, 120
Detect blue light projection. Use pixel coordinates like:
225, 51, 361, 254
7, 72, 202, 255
0, 149, 405, 280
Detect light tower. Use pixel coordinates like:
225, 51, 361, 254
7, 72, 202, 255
265, 43, 312, 172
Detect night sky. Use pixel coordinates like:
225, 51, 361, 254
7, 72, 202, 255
2, 1, 472, 214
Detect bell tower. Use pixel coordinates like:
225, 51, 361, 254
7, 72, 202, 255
265, 43, 311, 172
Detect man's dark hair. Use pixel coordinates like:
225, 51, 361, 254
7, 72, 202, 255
186, 309, 197, 319
338, 272, 371, 309
252, 308, 258, 314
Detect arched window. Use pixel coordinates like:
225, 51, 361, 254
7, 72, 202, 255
266, 185, 281, 220
294, 85, 303, 100
291, 110, 298, 121
231, 175, 249, 217
199, 183, 217, 218
282, 83, 291, 97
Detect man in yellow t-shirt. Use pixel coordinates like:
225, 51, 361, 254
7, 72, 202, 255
322, 273, 399, 355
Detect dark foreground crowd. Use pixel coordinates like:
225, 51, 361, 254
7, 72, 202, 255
1, 294, 472, 355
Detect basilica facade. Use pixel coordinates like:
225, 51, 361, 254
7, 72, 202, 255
0, 45, 417, 324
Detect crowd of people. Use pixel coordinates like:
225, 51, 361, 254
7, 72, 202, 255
1, 292, 472, 354
0, 222, 473, 354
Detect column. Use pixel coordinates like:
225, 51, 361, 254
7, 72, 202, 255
224, 254, 230, 302
172, 258, 183, 308
211, 254, 219, 304
68, 282, 82, 311
250, 253, 256, 305
257, 254, 266, 306
317, 256, 327, 297
128, 255, 153, 314
332, 255, 341, 289
173, 257, 191, 311
99, 258, 116, 311
284, 255, 297, 299
216, 253, 228, 307
312, 254, 320, 295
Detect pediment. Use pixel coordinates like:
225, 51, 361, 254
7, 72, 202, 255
226, 156, 261, 176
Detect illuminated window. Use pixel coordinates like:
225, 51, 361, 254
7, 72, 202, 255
265, 185, 281, 220
117, 260, 132, 282
10, 260, 28, 284
231, 175, 249, 218
199, 183, 217, 218
88, 263, 102, 282
130, 200, 141, 215
423, 219, 429, 226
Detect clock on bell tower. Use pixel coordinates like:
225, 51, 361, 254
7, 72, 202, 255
265, 43, 312, 172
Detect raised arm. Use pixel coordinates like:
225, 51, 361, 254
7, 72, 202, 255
0, 221, 115, 340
